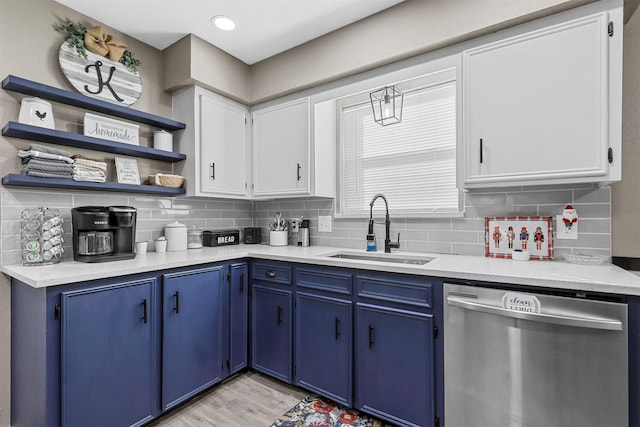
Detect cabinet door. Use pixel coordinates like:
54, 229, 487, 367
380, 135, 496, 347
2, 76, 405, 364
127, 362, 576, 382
60, 279, 155, 427
356, 303, 434, 427
229, 262, 248, 375
296, 292, 352, 406
251, 284, 292, 382
162, 267, 224, 410
200, 93, 247, 196
463, 12, 616, 187
253, 98, 309, 197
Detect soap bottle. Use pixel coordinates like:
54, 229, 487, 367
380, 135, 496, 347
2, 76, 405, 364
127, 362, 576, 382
366, 219, 377, 251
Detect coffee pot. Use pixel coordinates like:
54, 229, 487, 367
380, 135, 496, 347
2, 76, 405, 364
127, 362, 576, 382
72, 206, 137, 262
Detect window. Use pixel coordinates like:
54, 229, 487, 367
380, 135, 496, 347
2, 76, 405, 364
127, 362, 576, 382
337, 69, 461, 217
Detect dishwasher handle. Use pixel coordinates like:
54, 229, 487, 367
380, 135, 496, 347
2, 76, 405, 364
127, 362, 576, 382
447, 295, 623, 331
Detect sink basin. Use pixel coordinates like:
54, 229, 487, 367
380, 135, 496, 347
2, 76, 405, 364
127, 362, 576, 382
324, 251, 434, 265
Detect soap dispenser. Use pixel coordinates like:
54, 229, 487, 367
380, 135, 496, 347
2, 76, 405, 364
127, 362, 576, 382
366, 219, 377, 251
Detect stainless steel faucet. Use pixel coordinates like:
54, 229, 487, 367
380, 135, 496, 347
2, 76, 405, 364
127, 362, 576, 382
369, 193, 400, 253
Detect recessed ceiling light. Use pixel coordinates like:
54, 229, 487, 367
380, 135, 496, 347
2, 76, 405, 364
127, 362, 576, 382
211, 15, 236, 31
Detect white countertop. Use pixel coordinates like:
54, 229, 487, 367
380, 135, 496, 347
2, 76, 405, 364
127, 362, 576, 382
3, 244, 640, 295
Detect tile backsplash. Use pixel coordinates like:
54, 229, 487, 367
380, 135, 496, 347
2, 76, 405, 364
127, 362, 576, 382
0, 188, 253, 265
253, 184, 611, 259
0, 183, 610, 265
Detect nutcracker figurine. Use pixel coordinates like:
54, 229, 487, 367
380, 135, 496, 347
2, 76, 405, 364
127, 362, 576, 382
534, 226, 545, 250
493, 226, 502, 248
520, 226, 529, 250
506, 226, 515, 249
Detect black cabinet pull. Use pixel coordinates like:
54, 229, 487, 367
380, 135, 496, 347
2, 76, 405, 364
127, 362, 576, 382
277, 305, 283, 325
210, 162, 215, 179
296, 163, 301, 181
265, 270, 276, 278
141, 299, 148, 324
368, 324, 375, 349
479, 139, 484, 164
239, 273, 244, 293
173, 291, 180, 314
335, 317, 341, 340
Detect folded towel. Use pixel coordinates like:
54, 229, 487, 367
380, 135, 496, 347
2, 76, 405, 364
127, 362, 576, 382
18, 149, 73, 164
73, 168, 106, 183
73, 157, 107, 172
21, 169, 73, 179
22, 158, 74, 174
21, 156, 69, 165
29, 143, 71, 158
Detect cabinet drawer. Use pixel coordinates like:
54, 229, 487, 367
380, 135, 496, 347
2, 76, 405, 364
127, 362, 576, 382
296, 267, 352, 295
252, 262, 292, 285
356, 274, 433, 309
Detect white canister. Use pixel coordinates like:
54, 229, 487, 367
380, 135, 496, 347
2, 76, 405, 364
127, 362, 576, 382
269, 230, 288, 246
153, 130, 173, 152
18, 97, 55, 129
164, 221, 187, 251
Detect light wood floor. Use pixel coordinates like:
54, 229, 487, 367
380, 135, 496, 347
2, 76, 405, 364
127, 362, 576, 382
148, 371, 308, 427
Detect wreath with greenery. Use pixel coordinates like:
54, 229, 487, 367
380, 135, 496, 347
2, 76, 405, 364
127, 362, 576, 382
54, 18, 141, 73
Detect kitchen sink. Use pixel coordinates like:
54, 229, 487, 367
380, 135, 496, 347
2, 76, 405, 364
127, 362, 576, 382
324, 251, 434, 265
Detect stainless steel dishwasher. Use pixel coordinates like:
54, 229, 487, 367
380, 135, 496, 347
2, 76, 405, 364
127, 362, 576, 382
443, 283, 628, 427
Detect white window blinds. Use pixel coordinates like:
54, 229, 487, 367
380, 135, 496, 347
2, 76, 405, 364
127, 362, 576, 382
339, 80, 460, 216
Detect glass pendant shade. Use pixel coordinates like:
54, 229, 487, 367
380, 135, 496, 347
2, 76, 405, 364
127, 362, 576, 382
369, 85, 403, 126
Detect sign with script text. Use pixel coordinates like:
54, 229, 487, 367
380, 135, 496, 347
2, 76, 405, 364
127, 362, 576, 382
58, 43, 142, 106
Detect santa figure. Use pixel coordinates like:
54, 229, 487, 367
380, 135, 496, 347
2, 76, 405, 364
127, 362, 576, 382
562, 204, 578, 232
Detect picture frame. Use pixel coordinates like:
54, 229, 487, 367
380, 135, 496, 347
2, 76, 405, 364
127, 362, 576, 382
484, 216, 554, 260
114, 157, 140, 185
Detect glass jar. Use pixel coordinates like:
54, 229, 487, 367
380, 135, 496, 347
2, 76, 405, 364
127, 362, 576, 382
187, 226, 203, 249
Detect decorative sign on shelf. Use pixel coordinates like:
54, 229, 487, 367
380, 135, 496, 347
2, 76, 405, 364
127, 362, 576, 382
55, 18, 142, 106
114, 157, 140, 185
84, 113, 139, 145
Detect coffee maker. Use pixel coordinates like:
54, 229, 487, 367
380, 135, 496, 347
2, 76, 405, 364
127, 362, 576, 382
72, 206, 137, 262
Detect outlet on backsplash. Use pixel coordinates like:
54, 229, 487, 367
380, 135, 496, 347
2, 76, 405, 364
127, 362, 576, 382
318, 215, 332, 232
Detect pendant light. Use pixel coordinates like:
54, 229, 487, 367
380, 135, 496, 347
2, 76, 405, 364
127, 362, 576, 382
369, 85, 403, 126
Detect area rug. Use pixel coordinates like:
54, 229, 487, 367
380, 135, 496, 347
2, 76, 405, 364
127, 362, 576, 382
270, 395, 392, 427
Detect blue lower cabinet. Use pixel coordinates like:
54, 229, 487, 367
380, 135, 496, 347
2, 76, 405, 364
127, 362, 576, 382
60, 278, 157, 427
229, 263, 249, 375
356, 303, 435, 427
295, 292, 352, 406
162, 267, 225, 410
251, 284, 293, 382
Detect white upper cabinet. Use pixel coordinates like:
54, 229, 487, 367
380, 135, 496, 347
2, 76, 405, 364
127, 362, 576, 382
173, 86, 249, 198
252, 98, 311, 198
461, 7, 622, 188
251, 97, 335, 199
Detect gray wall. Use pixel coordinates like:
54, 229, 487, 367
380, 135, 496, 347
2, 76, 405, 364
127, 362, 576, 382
612, 2, 640, 259
248, 0, 594, 103
160, 0, 594, 104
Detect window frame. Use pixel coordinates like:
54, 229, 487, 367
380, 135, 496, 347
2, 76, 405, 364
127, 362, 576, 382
334, 61, 464, 219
